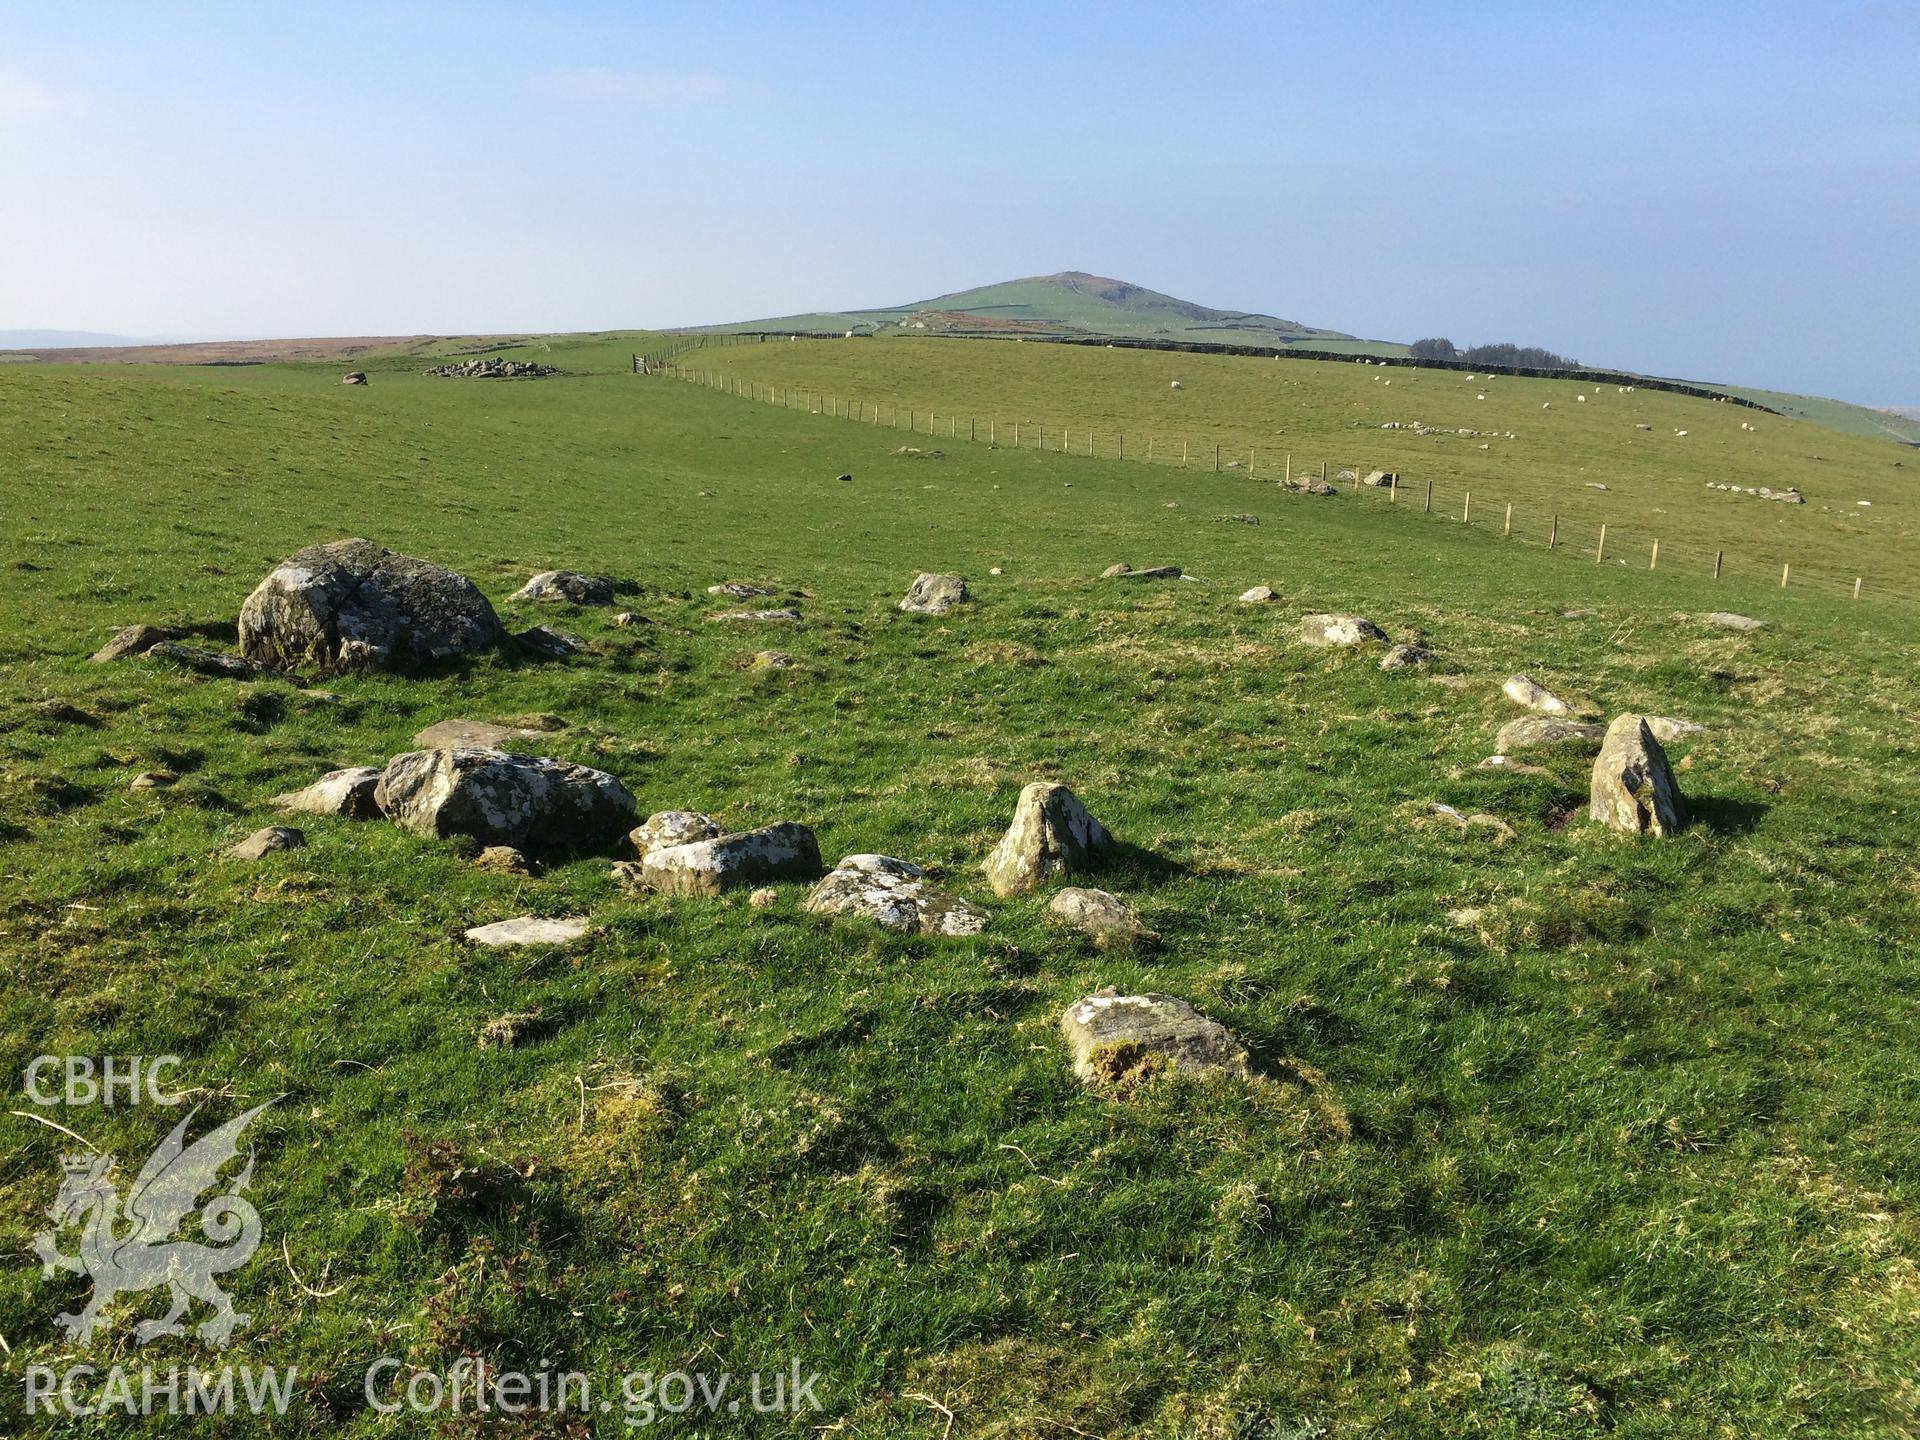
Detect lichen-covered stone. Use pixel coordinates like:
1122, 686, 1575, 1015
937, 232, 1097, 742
228, 826, 305, 860
709, 608, 800, 624
238, 539, 503, 675
803, 854, 989, 936
1047, 887, 1142, 944
1502, 674, 1582, 715
147, 642, 297, 682
1060, 991, 1250, 1085
1238, 586, 1276, 603
1495, 716, 1607, 751
375, 747, 637, 850
983, 782, 1112, 897
271, 766, 381, 819
1589, 715, 1686, 837
630, 810, 723, 855
899, 573, 970, 615
91, 624, 176, 663
510, 571, 613, 605
1299, 614, 1387, 646
464, 915, 589, 947
627, 822, 824, 896
1379, 644, 1434, 670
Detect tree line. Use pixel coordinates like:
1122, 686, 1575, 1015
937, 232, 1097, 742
1409, 337, 1581, 370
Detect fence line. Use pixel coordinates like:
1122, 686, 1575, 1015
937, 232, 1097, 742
641, 349, 1914, 613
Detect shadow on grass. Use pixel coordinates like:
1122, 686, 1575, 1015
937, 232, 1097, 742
1689, 795, 1769, 836
1091, 840, 1191, 887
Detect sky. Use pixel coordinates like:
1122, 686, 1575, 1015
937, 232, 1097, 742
1, 2, 1916, 404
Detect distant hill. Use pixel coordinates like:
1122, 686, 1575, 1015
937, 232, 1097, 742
687, 270, 1403, 355
0, 329, 144, 349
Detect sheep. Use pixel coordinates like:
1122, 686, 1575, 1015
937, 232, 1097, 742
1577, 394, 1587, 402
1674, 429, 1689, 437
1542, 402, 1551, 409
1477, 393, 1486, 401
1170, 380, 1183, 390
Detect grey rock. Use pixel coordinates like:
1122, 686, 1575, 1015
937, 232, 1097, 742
271, 766, 381, 819
1048, 886, 1142, 944
515, 624, 585, 658
341, 371, 367, 386
464, 915, 589, 947
473, 845, 537, 876
1060, 991, 1251, 1085
1379, 643, 1434, 670
1238, 586, 1277, 603
1503, 674, 1582, 715
708, 581, 774, 598
1104, 564, 1182, 580
375, 748, 637, 850
413, 717, 560, 750
630, 810, 723, 855
747, 650, 793, 670
146, 642, 298, 682
1705, 612, 1765, 632
1589, 715, 1686, 837
238, 539, 503, 675
803, 854, 989, 936
899, 572, 970, 615
983, 782, 1113, 897
511, 571, 614, 605
1362, 470, 1398, 488
1645, 716, 1705, 743
1495, 716, 1607, 751
91, 624, 176, 663
228, 825, 304, 860
129, 771, 176, 790
709, 608, 801, 623
1299, 614, 1387, 647
623, 821, 824, 896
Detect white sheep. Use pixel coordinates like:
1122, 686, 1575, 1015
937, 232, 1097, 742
1675, 429, 1689, 437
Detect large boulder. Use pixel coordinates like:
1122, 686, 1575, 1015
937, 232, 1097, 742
803, 854, 989, 936
510, 571, 613, 605
1589, 716, 1686, 837
899, 573, 970, 615
1060, 991, 1251, 1086
271, 766, 381, 819
1495, 716, 1606, 751
622, 822, 823, 896
983, 782, 1112, 897
238, 539, 504, 675
1299, 614, 1387, 647
375, 748, 636, 850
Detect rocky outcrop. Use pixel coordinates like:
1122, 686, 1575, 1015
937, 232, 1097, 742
1589, 716, 1686, 836
899, 573, 970, 615
1060, 991, 1250, 1086
803, 854, 988, 936
622, 822, 824, 896
375, 748, 637, 850
510, 571, 614, 605
271, 766, 381, 819
238, 539, 504, 675
1299, 614, 1387, 647
983, 782, 1112, 897
1495, 716, 1606, 751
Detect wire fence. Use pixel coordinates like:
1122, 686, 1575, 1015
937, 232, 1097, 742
644, 346, 1918, 616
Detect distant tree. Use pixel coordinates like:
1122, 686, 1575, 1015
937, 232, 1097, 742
1409, 337, 1457, 361
1460, 341, 1580, 371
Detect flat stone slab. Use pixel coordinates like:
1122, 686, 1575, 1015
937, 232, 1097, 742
228, 826, 305, 860
1502, 674, 1582, 716
623, 822, 823, 896
1238, 586, 1277, 603
708, 582, 775, 598
464, 915, 590, 947
1048, 887, 1142, 944
1495, 716, 1606, 751
1704, 612, 1764, 632
147, 642, 298, 683
709, 608, 801, 623
510, 571, 613, 605
515, 625, 585, 658
1645, 716, 1705, 743
412, 719, 557, 750
1060, 991, 1251, 1085
1299, 614, 1387, 647
91, 623, 176, 663
272, 766, 381, 819
1103, 564, 1182, 580
803, 854, 988, 936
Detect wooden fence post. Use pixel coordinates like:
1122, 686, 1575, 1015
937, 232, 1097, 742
1854, 577, 1863, 600
971, 418, 977, 442
1714, 550, 1723, 579
1596, 524, 1608, 563
1503, 502, 1512, 537
1285, 453, 1293, 487
1781, 563, 1790, 589
1650, 540, 1660, 571
1424, 479, 1433, 513
1215, 444, 1221, 473
1463, 491, 1472, 524
1182, 439, 1188, 466
1549, 515, 1558, 549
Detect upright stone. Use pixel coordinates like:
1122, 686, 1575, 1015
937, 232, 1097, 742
898, 573, 970, 615
983, 782, 1112, 897
1589, 715, 1686, 836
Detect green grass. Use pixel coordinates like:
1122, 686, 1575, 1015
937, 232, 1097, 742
2, 346, 1918, 1437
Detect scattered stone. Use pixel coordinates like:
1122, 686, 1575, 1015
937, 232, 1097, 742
1502, 674, 1582, 715
611, 612, 649, 627
341, 371, 367, 386
708, 582, 774, 599
511, 571, 614, 605
1299, 614, 1387, 647
622, 822, 824, 896
1060, 991, 1251, 1086
988, 566, 1004, 576
1048, 887, 1143, 945
228, 826, 304, 860
1362, 470, 1398, 488
412, 718, 558, 749
1705, 612, 1765, 632
1590, 716, 1686, 836
1495, 716, 1607, 751
271, 766, 381, 819
477, 1008, 541, 1048
1238, 586, 1277, 604
463, 915, 589, 947
91, 624, 176, 663
748, 887, 778, 909
146, 642, 298, 683
424, 357, 556, 379
515, 625, 585, 658
983, 782, 1113, 897
1645, 717, 1706, 743
1103, 564, 1182, 580
238, 539, 503, 675
1379, 643, 1434, 670
803, 854, 989, 937
747, 650, 794, 670
1219, 513, 1260, 526
899, 572, 970, 615
474, 845, 537, 876
836, 474, 853, 483
129, 771, 176, 790
630, 810, 723, 855
710, 608, 801, 623
376, 748, 637, 850
1287, 477, 1336, 495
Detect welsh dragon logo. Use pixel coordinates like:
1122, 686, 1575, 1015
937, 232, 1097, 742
31, 1100, 275, 1347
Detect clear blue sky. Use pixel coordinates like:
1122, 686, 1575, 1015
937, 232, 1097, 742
2, 2, 1915, 403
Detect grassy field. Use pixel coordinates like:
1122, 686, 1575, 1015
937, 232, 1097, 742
684, 337, 1920, 607
3, 342, 1918, 1436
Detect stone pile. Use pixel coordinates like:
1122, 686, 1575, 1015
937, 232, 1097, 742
423, 358, 557, 379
